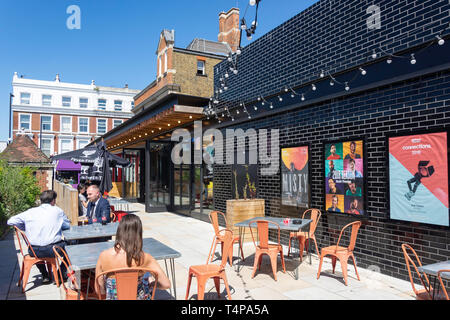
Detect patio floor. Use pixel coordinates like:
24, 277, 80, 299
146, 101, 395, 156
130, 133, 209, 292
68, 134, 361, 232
0, 202, 416, 300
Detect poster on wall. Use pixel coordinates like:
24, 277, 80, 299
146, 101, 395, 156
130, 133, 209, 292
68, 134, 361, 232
281, 145, 309, 208
232, 164, 258, 200
388, 131, 449, 227
323, 139, 366, 216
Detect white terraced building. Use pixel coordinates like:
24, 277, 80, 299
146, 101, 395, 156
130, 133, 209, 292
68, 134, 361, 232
10, 72, 140, 156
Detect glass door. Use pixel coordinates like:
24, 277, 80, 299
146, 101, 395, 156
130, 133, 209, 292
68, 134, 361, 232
148, 142, 171, 211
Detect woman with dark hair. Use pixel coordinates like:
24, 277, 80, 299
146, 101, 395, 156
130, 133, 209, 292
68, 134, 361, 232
95, 214, 171, 299
77, 183, 88, 217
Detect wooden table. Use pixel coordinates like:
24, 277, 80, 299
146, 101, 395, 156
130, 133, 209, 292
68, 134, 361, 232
234, 217, 312, 280
65, 237, 181, 299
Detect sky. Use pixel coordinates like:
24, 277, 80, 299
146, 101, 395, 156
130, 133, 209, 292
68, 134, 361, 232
0, 0, 319, 141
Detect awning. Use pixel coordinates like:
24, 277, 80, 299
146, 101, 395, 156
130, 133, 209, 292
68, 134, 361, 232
106, 105, 204, 151
56, 160, 81, 171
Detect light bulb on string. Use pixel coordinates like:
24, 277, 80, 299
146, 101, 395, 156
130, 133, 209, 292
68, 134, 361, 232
359, 67, 367, 75
270, 103, 274, 109
387, 56, 393, 64
371, 50, 377, 59
254, 105, 258, 111
312, 84, 316, 91
301, 94, 305, 101
345, 82, 350, 91
249, 0, 256, 6
437, 35, 445, 45
330, 79, 334, 86
410, 54, 416, 65
233, 69, 238, 75
320, 70, 325, 78
278, 96, 283, 102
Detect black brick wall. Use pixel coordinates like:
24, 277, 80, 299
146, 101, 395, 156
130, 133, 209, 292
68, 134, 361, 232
210, 0, 450, 286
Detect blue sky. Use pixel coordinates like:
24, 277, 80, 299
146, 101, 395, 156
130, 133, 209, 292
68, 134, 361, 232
0, 0, 319, 141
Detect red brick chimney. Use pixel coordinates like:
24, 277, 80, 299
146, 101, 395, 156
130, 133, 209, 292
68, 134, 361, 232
218, 8, 240, 52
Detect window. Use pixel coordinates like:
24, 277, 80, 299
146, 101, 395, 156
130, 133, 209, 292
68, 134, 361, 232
113, 119, 123, 128
41, 139, 52, 157
79, 98, 88, 108
60, 139, 73, 153
42, 95, 52, 106
61, 116, 72, 133
98, 99, 106, 110
62, 96, 71, 107
164, 51, 168, 73
97, 119, 107, 134
158, 56, 162, 77
79, 118, 89, 133
20, 93, 31, 105
19, 114, 31, 130
41, 115, 52, 131
77, 139, 90, 149
197, 60, 205, 75
114, 100, 122, 111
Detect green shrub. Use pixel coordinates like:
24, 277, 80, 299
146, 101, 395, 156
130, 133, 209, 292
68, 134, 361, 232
0, 160, 41, 232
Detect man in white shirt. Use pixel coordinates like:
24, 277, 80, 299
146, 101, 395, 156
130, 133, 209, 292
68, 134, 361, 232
8, 190, 71, 284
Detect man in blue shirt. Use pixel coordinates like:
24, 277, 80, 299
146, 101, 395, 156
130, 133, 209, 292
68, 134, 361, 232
8, 190, 71, 284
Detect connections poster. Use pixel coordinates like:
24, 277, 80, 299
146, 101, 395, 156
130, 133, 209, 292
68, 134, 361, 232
281, 145, 309, 207
389, 131, 449, 226
324, 140, 365, 215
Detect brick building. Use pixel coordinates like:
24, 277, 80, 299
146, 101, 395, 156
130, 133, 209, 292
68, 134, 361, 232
0, 133, 54, 192
11, 73, 139, 157
97, 9, 239, 208
207, 0, 450, 285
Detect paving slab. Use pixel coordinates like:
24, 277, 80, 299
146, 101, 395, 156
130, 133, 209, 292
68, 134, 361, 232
0, 202, 420, 300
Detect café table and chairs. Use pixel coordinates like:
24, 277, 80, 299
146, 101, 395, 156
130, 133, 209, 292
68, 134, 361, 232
234, 216, 312, 280
65, 238, 181, 299
401, 243, 449, 300
417, 260, 450, 300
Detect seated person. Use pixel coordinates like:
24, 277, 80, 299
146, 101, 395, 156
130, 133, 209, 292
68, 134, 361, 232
78, 183, 88, 217
95, 214, 171, 299
7, 190, 71, 284
86, 184, 111, 224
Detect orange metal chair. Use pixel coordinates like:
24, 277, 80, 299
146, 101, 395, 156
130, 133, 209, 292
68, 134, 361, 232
249, 220, 286, 281
185, 229, 233, 300
95, 267, 158, 300
437, 269, 450, 300
52, 245, 96, 300
208, 211, 244, 265
14, 226, 59, 292
287, 208, 322, 260
401, 243, 446, 300
317, 221, 362, 286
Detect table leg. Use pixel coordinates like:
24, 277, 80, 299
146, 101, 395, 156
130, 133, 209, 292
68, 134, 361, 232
237, 226, 245, 273
164, 259, 177, 300
308, 230, 312, 265
432, 276, 437, 300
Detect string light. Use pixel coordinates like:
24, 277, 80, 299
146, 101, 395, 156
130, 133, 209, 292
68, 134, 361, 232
209, 27, 447, 125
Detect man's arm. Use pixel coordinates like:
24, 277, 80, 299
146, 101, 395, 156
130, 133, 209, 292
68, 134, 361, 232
7, 212, 26, 230
60, 210, 71, 230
